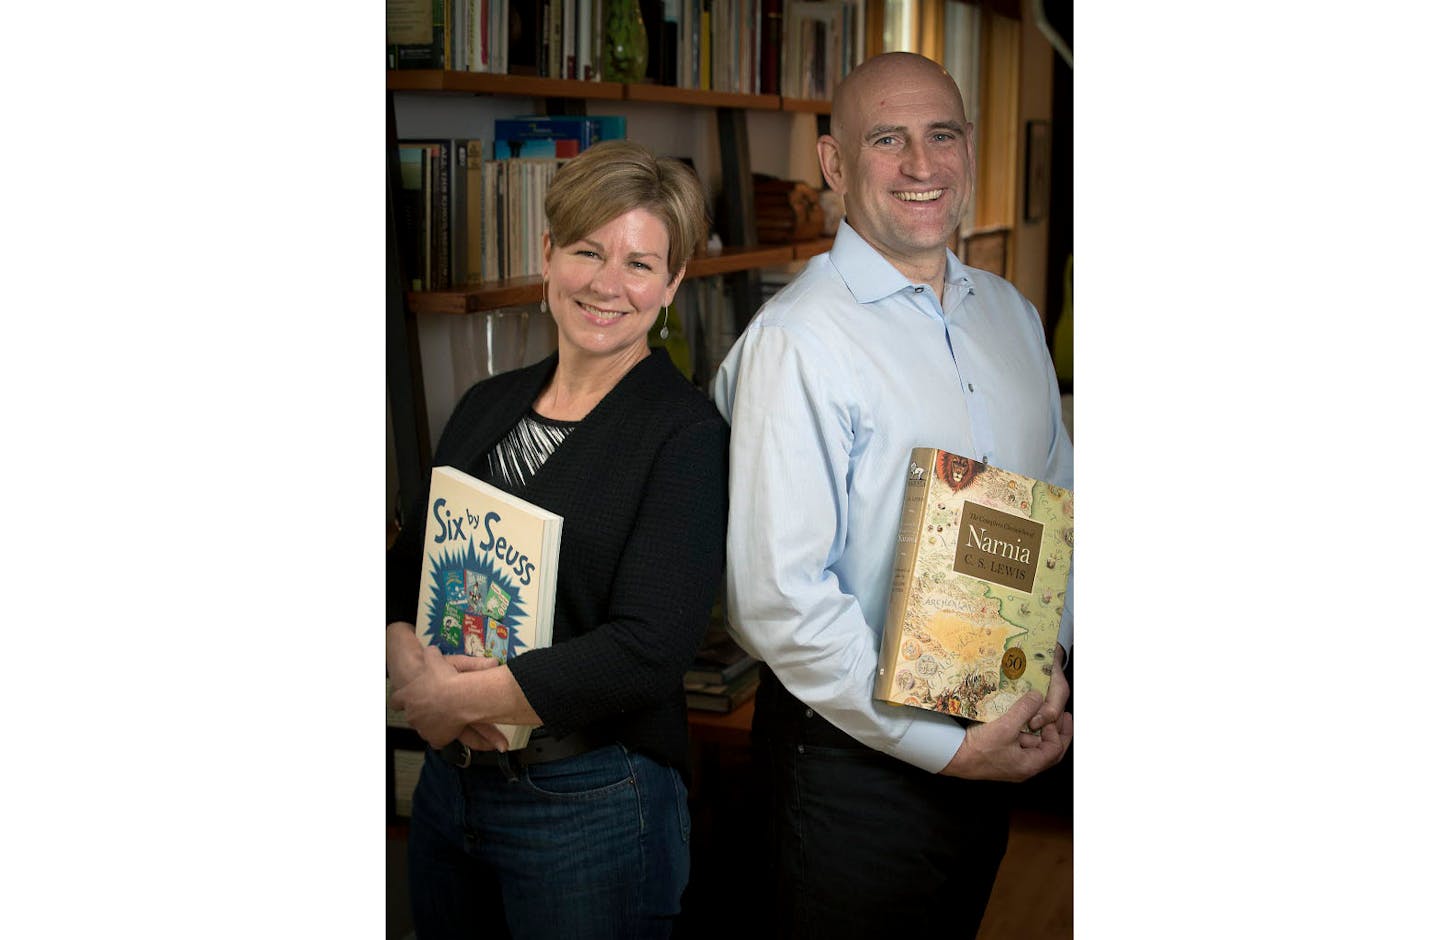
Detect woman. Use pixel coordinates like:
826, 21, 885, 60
385, 139, 726, 938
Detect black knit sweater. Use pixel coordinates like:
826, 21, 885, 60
387, 348, 728, 778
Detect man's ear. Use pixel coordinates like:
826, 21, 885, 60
817, 135, 844, 194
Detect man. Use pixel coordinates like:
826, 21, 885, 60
712, 53, 1074, 937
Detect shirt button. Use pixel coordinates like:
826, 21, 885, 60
968, 383, 974, 392
914, 287, 923, 293
797, 744, 805, 754
804, 708, 814, 718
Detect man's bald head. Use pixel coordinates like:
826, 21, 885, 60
830, 53, 968, 146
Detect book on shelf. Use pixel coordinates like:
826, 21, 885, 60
387, 0, 446, 69
875, 448, 1074, 724
686, 661, 761, 713
685, 633, 757, 687
400, 139, 471, 289
412, 465, 564, 749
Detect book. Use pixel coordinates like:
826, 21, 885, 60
387, 0, 447, 69
492, 116, 617, 160
685, 633, 757, 686
413, 465, 564, 749
686, 661, 761, 713
875, 448, 1074, 723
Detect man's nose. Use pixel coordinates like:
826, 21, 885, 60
901, 141, 933, 178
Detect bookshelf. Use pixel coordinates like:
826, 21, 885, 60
386, 70, 832, 511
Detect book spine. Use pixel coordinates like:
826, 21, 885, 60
435, 144, 450, 289
875, 447, 934, 703
699, 1, 711, 90
451, 140, 468, 285
464, 142, 485, 284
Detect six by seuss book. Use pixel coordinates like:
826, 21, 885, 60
412, 465, 563, 749
875, 448, 1073, 723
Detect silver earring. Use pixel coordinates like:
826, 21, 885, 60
539, 279, 548, 315
658, 305, 670, 340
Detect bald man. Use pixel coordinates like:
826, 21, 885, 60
713, 53, 1074, 937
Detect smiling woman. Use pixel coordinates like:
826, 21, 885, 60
534, 141, 709, 419
385, 138, 726, 938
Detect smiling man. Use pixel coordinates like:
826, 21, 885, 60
712, 53, 1075, 937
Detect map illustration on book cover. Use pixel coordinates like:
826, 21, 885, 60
876, 448, 1073, 723
414, 465, 563, 749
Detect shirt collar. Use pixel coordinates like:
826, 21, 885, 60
829, 219, 974, 304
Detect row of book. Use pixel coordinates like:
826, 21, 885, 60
685, 630, 760, 713
394, 116, 627, 290
385, 0, 866, 100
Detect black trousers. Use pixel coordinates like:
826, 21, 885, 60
750, 666, 1012, 939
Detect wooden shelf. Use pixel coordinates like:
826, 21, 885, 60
408, 245, 800, 315
780, 96, 832, 114
687, 697, 755, 749
625, 83, 780, 111
388, 71, 794, 110
387, 70, 625, 100
791, 237, 834, 260
687, 244, 793, 278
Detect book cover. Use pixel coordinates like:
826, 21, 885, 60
388, 0, 447, 69
414, 465, 564, 749
875, 448, 1074, 723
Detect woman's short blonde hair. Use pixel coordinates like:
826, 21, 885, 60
545, 139, 709, 281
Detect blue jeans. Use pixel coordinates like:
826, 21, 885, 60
406, 743, 691, 939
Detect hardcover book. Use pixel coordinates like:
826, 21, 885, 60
875, 448, 1074, 723
413, 465, 563, 749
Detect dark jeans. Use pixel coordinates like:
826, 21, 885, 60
407, 743, 691, 939
752, 667, 1011, 939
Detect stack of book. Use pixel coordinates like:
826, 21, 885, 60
685, 633, 760, 713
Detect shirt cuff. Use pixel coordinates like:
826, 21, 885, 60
885, 709, 968, 774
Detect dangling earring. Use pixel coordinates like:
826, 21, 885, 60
539, 279, 549, 315
658, 304, 670, 340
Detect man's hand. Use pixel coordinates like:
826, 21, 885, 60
1024, 644, 1071, 733
941, 690, 1072, 782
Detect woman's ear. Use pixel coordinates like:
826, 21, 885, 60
541, 231, 553, 280
664, 262, 686, 306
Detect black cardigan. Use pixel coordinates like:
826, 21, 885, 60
387, 349, 728, 777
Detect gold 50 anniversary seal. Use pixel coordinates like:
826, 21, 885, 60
1001, 646, 1027, 680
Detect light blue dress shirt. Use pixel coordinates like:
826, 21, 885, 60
713, 220, 1074, 772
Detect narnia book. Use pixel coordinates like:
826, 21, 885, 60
413, 465, 563, 749
875, 448, 1074, 723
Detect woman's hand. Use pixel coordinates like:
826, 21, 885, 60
385, 622, 427, 691
444, 656, 512, 752
390, 645, 473, 748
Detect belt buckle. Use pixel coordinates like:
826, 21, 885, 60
441, 741, 473, 768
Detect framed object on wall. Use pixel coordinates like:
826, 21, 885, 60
1025, 120, 1051, 223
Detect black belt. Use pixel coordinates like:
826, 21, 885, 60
437, 729, 610, 770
